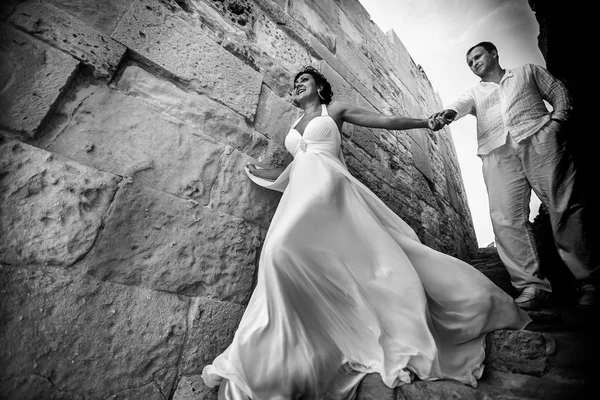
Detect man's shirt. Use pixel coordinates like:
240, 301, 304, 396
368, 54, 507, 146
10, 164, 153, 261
445, 64, 572, 155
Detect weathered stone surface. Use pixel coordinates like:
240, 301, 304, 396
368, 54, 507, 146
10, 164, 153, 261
0, 23, 78, 139
82, 181, 261, 304
173, 374, 217, 400
289, 0, 337, 52
0, 264, 188, 399
400, 380, 479, 400
336, 37, 373, 90
46, 84, 225, 205
319, 61, 359, 106
10, 0, 126, 80
410, 133, 433, 182
46, 0, 132, 35
253, 0, 314, 55
0, 0, 20, 19
111, 0, 262, 120
485, 330, 554, 376
386, 31, 420, 99
209, 146, 281, 229
352, 125, 379, 159
181, 297, 246, 372
477, 369, 586, 400
0, 141, 119, 267
115, 64, 254, 153
338, 8, 366, 46
470, 248, 517, 296
246, 130, 292, 167
253, 84, 302, 145
250, 12, 313, 96
355, 373, 395, 400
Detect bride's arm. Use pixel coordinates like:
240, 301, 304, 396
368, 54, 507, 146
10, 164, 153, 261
246, 163, 287, 180
328, 101, 442, 131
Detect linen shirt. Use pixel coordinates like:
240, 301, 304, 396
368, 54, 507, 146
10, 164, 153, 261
445, 64, 572, 155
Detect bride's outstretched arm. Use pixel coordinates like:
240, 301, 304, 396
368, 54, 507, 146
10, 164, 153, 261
246, 163, 287, 180
329, 101, 444, 131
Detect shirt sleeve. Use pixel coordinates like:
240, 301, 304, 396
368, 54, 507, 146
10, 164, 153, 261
444, 90, 476, 122
531, 64, 573, 122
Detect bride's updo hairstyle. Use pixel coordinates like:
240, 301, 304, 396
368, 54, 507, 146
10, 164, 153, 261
293, 66, 334, 104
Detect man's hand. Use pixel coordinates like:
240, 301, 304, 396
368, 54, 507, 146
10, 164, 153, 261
435, 109, 457, 125
427, 114, 445, 131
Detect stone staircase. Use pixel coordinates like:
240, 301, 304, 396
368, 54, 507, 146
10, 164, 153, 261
353, 247, 597, 400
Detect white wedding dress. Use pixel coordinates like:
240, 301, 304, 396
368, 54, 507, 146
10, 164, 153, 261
202, 104, 531, 399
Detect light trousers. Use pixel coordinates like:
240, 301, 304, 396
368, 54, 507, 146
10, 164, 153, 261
482, 122, 596, 293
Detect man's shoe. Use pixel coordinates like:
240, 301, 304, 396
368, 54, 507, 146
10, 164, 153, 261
576, 282, 597, 309
514, 286, 550, 310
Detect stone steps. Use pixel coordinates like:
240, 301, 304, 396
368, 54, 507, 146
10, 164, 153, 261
355, 326, 590, 399
354, 247, 596, 399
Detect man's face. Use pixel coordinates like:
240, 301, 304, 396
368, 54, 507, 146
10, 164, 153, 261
466, 46, 496, 77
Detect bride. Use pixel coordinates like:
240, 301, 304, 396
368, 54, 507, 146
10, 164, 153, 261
202, 65, 531, 400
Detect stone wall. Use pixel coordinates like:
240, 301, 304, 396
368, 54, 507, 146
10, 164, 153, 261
0, 0, 477, 398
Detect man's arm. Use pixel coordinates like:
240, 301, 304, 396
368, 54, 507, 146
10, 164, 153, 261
438, 90, 476, 125
531, 64, 573, 123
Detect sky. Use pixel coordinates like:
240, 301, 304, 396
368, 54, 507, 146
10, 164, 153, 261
359, 0, 546, 247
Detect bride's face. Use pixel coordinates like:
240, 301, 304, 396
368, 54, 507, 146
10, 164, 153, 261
293, 73, 318, 101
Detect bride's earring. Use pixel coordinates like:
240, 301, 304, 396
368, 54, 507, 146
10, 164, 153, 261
318, 90, 325, 101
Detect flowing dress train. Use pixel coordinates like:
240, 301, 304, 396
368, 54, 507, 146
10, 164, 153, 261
202, 104, 531, 400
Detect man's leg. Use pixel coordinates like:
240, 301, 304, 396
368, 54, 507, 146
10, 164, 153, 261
520, 123, 598, 307
482, 139, 552, 303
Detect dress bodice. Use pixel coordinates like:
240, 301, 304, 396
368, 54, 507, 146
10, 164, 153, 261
285, 104, 341, 158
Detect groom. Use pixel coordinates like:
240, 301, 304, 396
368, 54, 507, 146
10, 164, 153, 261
433, 41, 596, 310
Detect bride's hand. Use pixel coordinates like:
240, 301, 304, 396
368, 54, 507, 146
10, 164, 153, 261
246, 163, 259, 176
427, 114, 445, 131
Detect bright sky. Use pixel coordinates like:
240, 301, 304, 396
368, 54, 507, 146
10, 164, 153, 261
359, 0, 546, 247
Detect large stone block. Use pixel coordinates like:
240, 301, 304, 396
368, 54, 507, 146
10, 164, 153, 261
410, 134, 433, 182
181, 297, 245, 372
336, 37, 373, 90
0, 1, 19, 19
209, 146, 281, 229
399, 380, 478, 400
82, 181, 261, 304
252, 0, 317, 59
111, 0, 262, 120
46, 0, 133, 35
338, 8, 366, 46
355, 373, 395, 400
253, 84, 302, 145
485, 330, 554, 376
0, 23, 78, 139
0, 264, 188, 399
115, 64, 254, 153
250, 12, 313, 94
318, 61, 358, 107
46, 84, 225, 205
0, 141, 119, 267
10, 0, 126, 80
386, 31, 419, 97
173, 374, 217, 400
289, 0, 337, 52
189, 0, 312, 97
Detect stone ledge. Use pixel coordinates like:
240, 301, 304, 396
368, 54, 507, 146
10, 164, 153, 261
0, 23, 78, 139
111, 0, 262, 121
81, 180, 261, 304
0, 263, 188, 399
10, 0, 126, 80
0, 141, 119, 267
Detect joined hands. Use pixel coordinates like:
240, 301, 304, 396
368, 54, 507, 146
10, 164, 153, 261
427, 109, 458, 132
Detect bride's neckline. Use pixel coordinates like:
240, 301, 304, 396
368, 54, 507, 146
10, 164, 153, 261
292, 115, 324, 137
